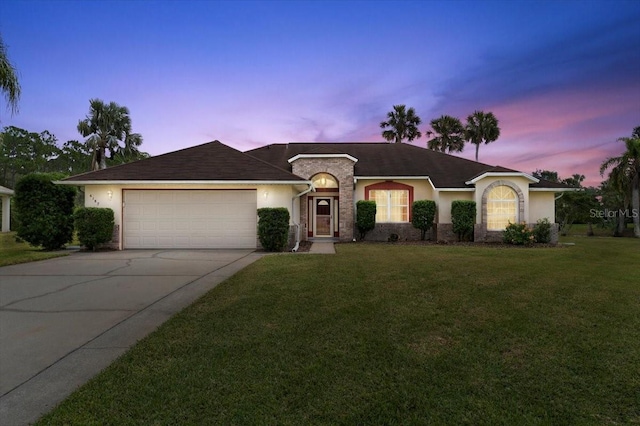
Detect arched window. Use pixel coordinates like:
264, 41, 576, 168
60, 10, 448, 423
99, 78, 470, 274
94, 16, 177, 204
311, 173, 338, 189
486, 185, 518, 230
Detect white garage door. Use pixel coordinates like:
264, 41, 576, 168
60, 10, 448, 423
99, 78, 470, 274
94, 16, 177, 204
123, 190, 257, 249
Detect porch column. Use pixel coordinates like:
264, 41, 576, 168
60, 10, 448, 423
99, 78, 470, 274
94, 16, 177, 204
1, 195, 10, 232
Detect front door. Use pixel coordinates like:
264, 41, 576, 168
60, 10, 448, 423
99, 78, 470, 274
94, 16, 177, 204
313, 197, 333, 237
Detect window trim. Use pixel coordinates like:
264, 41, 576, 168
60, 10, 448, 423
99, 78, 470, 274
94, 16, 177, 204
364, 181, 414, 222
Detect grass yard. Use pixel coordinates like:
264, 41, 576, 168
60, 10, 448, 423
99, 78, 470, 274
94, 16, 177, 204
39, 238, 640, 425
0, 232, 68, 267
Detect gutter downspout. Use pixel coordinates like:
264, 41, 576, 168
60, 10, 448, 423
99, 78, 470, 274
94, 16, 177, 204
292, 182, 315, 252
554, 192, 565, 201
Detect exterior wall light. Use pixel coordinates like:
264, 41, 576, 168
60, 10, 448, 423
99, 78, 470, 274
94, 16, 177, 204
107, 190, 113, 200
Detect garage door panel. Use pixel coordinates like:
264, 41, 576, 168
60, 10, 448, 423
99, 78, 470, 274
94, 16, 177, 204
123, 190, 257, 249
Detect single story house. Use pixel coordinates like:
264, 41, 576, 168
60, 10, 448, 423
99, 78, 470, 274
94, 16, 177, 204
59, 141, 572, 249
1, 185, 14, 233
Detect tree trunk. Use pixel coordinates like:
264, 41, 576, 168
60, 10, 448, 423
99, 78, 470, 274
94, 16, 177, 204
475, 143, 479, 162
615, 213, 625, 237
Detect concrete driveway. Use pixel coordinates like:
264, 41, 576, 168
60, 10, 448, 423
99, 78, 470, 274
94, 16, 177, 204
0, 249, 263, 425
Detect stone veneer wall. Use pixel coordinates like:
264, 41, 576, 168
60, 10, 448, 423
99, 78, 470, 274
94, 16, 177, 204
291, 157, 356, 242
364, 223, 432, 242
435, 223, 457, 243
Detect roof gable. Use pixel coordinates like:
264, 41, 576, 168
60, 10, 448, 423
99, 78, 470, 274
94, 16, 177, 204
62, 141, 306, 183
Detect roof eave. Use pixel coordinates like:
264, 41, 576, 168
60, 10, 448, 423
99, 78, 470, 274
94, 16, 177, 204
529, 187, 581, 192
465, 172, 539, 185
288, 153, 359, 163
55, 180, 311, 186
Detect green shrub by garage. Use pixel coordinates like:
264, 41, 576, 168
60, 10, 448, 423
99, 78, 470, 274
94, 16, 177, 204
257, 208, 290, 252
14, 173, 76, 250
74, 207, 115, 251
451, 200, 476, 241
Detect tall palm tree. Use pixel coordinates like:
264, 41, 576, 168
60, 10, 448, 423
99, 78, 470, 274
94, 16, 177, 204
600, 134, 640, 237
465, 110, 500, 162
380, 105, 422, 143
427, 115, 465, 153
78, 99, 134, 170
111, 132, 149, 165
0, 34, 21, 116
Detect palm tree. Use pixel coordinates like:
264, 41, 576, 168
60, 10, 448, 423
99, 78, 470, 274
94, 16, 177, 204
600, 133, 640, 237
77, 99, 136, 170
0, 34, 21, 115
380, 105, 422, 143
427, 115, 465, 153
111, 132, 149, 165
465, 111, 500, 162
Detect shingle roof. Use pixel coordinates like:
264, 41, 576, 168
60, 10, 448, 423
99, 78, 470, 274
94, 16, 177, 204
62, 141, 306, 182
60, 140, 571, 190
247, 142, 553, 188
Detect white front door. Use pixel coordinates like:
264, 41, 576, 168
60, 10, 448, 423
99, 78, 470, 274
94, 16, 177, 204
313, 197, 333, 237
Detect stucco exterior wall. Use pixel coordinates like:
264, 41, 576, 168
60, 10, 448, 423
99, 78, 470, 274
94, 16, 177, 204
84, 184, 298, 249
436, 191, 474, 223
529, 192, 555, 223
354, 179, 433, 203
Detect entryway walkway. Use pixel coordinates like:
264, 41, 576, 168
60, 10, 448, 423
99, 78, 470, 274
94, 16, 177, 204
308, 242, 336, 254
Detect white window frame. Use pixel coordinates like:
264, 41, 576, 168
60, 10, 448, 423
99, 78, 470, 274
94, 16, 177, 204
486, 185, 518, 230
369, 189, 409, 223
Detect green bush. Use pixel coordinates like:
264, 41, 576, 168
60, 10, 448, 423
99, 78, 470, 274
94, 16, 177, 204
533, 218, 552, 243
412, 200, 436, 240
356, 200, 376, 240
503, 222, 535, 246
14, 173, 76, 250
451, 200, 476, 241
257, 207, 290, 252
74, 207, 114, 251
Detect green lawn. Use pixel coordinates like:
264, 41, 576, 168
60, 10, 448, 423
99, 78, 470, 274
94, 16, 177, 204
0, 232, 68, 267
39, 238, 640, 425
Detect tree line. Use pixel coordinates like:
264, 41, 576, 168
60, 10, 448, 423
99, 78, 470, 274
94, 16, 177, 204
379, 104, 500, 162
0, 99, 148, 189
532, 126, 639, 238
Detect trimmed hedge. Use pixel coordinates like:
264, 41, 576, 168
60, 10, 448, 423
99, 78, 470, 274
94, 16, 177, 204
14, 173, 76, 250
412, 200, 436, 240
257, 207, 290, 252
356, 200, 376, 240
75, 207, 114, 251
451, 200, 476, 242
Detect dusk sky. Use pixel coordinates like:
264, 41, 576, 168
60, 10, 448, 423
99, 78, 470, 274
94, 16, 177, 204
1, 0, 639, 187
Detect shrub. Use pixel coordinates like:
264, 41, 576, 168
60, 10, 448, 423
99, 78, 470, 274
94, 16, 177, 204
503, 222, 535, 246
74, 207, 114, 251
451, 200, 476, 241
356, 200, 376, 240
14, 173, 76, 250
257, 207, 290, 252
412, 200, 436, 240
533, 218, 552, 243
